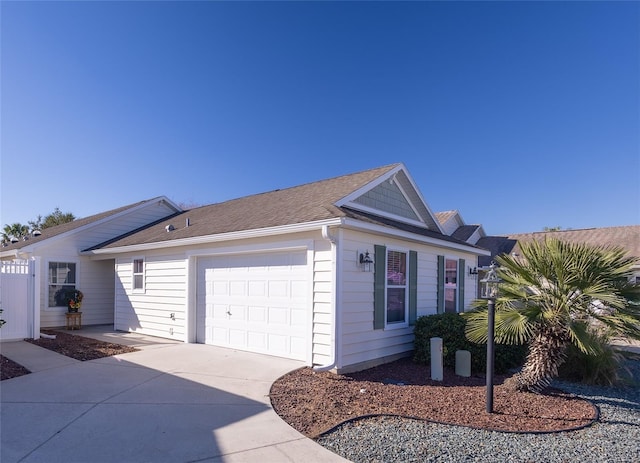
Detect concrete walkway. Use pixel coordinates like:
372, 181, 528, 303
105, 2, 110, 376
1, 329, 349, 463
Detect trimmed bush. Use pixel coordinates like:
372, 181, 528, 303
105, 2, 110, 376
413, 313, 526, 374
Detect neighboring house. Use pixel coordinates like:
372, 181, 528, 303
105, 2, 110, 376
435, 210, 486, 247
476, 225, 640, 282
83, 163, 489, 373
0, 197, 182, 341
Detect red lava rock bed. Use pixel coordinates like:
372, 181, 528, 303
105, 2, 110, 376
269, 357, 597, 438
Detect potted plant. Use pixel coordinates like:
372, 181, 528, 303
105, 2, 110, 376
66, 289, 83, 313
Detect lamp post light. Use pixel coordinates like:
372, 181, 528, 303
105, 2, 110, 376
480, 262, 501, 413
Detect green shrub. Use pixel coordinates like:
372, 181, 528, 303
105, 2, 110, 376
558, 338, 633, 386
413, 313, 525, 374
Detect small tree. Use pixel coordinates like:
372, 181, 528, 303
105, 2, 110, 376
40, 208, 75, 229
463, 238, 640, 393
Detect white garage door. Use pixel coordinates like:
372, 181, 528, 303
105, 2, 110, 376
196, 250, 309, 360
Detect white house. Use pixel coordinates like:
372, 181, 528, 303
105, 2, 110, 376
83, 163, 489, 373
0, 197, 182, 340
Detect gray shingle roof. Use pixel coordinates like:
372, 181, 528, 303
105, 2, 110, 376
451, 225, 480, 242
95, 164, 404, 249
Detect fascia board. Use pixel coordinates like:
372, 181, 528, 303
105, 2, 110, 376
155, 196, 182, 213
83, 218, 345, 257
342, 218, 491, 256
341, 203, 428, 229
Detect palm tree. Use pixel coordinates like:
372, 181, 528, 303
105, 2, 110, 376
1, 223, 29, 242
464, 238, 640, 393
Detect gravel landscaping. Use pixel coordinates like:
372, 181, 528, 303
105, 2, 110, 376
313, 357, 640, 463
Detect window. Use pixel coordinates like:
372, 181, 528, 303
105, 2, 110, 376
48, 262, 76, 307
133, 258, 144, 291
386, 250, 407, 324
444, 258, 457, 313
374, 245, 417, 330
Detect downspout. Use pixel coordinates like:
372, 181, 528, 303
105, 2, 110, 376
313, 225, 341, 372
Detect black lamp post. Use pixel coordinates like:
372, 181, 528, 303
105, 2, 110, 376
480, 262, 501, 413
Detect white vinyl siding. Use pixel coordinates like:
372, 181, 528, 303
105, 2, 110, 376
115, 255, 186, 339
337, 229, 478, 372
311, 239, 334, 366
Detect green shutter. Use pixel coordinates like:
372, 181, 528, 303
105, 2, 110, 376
437, 255, 445, 314
409, 250, 417, 325
458, 258, 465, 312
373, 245, 386, 330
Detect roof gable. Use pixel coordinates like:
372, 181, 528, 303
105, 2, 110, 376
336, 164, 443, 232
0, 197, 181, 257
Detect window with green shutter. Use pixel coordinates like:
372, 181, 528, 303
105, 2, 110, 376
374, 246, 418, 329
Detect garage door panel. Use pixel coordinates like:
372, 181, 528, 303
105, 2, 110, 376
268, 306, 289, 325
196, 250, 309, 361
212, 304, 229, 319
229, 329, 246, 346
212, 281, 228, 296
248, 281, 265, 296
268, 280, 289, 297
229, 281, 246, 296
248, 306, 266, 322
229, 305, 246, 320
247, 332, 267, 350
268, 334, 288, 353
291, 309, 306, 326
290, 337, 306, 357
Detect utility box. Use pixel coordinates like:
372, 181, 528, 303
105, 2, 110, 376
430, 337, 443, 381
455, 350, 471, 377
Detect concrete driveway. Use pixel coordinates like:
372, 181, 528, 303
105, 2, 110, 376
0, 329, 348, 463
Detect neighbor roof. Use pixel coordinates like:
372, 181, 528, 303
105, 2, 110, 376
435, 210, 458, 225
451, 225, 481, 242
508, 225, 640, 258
476, 225, 640, 267
88, 164, 480, 252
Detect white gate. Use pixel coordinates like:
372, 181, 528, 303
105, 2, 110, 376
0, 260, 34, 341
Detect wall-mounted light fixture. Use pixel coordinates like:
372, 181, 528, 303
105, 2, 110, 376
358, 250, 374, 272
469, 266, 478, 275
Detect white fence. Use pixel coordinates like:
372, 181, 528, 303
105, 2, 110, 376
0, 260, 34, 341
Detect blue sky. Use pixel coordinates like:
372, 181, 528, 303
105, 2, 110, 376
2, 1, 638, 235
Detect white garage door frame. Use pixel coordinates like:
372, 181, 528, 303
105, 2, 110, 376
192, 242, 314, 363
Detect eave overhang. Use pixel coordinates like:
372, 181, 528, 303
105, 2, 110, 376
83, 215, 488, 260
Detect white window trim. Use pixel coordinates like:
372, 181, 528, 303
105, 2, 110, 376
46, 259, 79, 311
132, 257, 145, 293
385, 248, 409, 329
